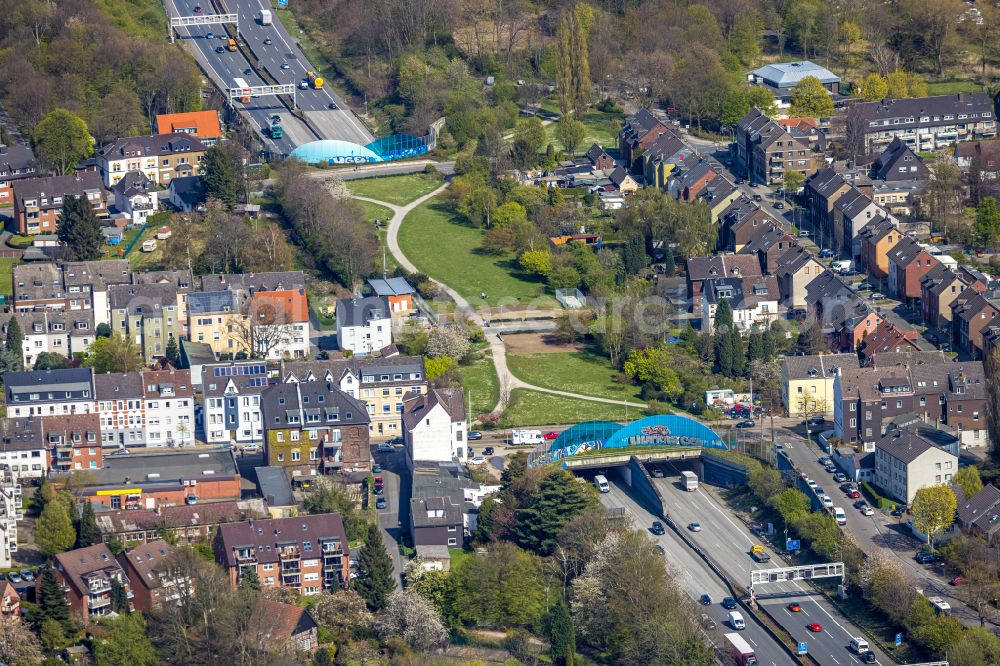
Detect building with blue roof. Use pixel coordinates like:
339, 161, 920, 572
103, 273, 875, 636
750, 61, 841, 91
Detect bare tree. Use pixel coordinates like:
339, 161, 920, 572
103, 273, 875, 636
499, 373, 514, 409
375, 589, 449, 650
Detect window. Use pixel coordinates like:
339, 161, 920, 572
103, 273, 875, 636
291, 450, 300, 461
447, 538, 457, 546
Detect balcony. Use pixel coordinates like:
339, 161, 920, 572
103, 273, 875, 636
88, 594, 111, 610
87, 580, 111, 595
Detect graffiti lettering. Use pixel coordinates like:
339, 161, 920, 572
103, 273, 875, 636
641, 425, 671, 436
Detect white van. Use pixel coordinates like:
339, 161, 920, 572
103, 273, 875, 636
850, 638, 870, 654
831, 260, 853, 274
834, 507, 847, 525
594, 475, 610, 493
512, 429, 544, 445
728, 611, 746, 630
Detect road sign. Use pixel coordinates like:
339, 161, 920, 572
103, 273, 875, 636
797, 641, 808, 655
277, 0, 288, 5
896, 633, 903, 646
786, 539, 801, 551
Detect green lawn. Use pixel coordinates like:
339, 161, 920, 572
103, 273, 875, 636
926, 79, 984, 95
347, 173, 443, 206
546, 110, 622, 153
398, 199, 556, 308
506, 350, 641, 402
456, 352, 499, 417
356, 200, 393, 224
0, 259, 15, 298
500, 389, 638, 427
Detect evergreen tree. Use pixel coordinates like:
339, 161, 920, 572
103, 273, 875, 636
4, 317, 24, 370
747, 328, 765, 361
548, 601, 576, 666
714, 299, 735, 376
728, 328, 746, 377
38, 564, 71, 628
240, 567, 261, 591
96, 322, 112, 338
164, 336, 180, 368
57, 195, 103, 261
514, 470, 596, 555
202, 143, 241, 209
663, 248, 675, 277
110, 577, 130, 614
622, 234, 647, 275
354, 524, 395, 611
36, 497, 76, 557
76, 501, 100, 548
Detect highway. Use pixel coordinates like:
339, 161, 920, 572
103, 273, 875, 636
651, 466, 893, 665
600, 477, 792, 666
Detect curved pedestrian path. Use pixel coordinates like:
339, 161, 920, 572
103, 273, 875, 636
354, 183, 647, 415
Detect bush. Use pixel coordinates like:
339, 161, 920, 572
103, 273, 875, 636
861, 481, 896, 510
596, 97, 623, 114
478, 412, 501, 428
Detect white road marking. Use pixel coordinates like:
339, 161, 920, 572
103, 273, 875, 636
830, 656, 840, 664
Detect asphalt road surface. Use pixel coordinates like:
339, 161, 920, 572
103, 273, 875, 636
600, 478, 792, 666
373, 444, 406, 587
650, 463, 893, 666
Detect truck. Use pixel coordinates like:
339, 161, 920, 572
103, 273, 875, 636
750, 545, 771, 563
725, 632, 757, 665
928, 596, 952, 614
307, 71, 324, 88
258, 9, 272, 25
511, 430, 543, 446
681, 470, 698, 491
227, 38, 237, 52
234, 78, 251, 104
269, 124, 284, 139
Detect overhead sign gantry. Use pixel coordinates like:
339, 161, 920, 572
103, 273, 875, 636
169, 13, 239, 43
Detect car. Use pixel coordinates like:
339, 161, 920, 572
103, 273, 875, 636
483, 447, 494, 456
244, 68, 252, 76
735, 178, 744, 184
870, 292, 885, 301
774, 202, 784, 209
688, 522, 702, 532
469, 456, 487, 465
916, 551, 941, 564
193, 4, 202, 12
891, 507, 906, 517
841, 483, 856, 493
215, 46, 225, 53
818, 248, 835, 258
722, 596, 738, 609
263, 37, 273, 45
543, 431, 560, 440
206, 31, 214, 39
854, 499, 868, 509
328, 101, 339, 110
807, 623, 823, 632
655, 544, 666, 555
372, 464, 382, 473
299, 80, 309, 89
818, 456, 832, 465
806, 480, 817, 488
651, 521, 666, 535
833, 473, 847, 483
373, 485, 384, 495
788, 603, 802, 612
112, 448, 130, 456
862, 506, 875, 516
281, 62, 291, 69
271, 114, 281, 124
752, 194, 763, 202
857, 282, 873, 291
241, 444, 260, 453
374, 476, 384, 486
735, 420, 755, 428
700, 594, 712, 606
825, 464, 838, 473
807, 417, 825, 427
20, 570, 33, 582
798, 230, 811, 238
376, 443, 395, 453
860, 651, 877, 664
467, 431, 483, 440
848, 490, 861, 499
950, 576, 968, 586
389, 437, 404, 445
375, 497, 386, 509
651, 467, 664, 478
7, 572, 20, 584
814, 487, 825, 496
822, 496, 833, 508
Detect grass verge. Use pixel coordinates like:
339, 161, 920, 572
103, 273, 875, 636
506, 349, 641, 402
456, 353, 499, 417
347, 173, 443, 206
546, 110, 622, 153
0, 259, 15, 298
500, 389, 638, 427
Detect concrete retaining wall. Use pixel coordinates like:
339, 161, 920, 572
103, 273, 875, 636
627, 456, 665, 517
702, 452, 748, 488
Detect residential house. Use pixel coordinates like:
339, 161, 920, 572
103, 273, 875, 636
42, 414, 103, 473
280, 356, 428, 440
154, 110, 223, 145
608, 166, 639, 195
584, 144, 616, 171
701, 276, 780, 334
735, 109, 819, 185
12, 262, 66, 311
131, 268, 193, 336
748, 61, 840, 107
335, 296, 391, 356
0, 417, 48, 481
698, 176, 742, 222
874, 429, 959, 504
213, 514, 350, 595
640, 133, 692, 190
805, 168, 853, 248
804, 271, 883, 351
774, 245, 825, 308
255, 466, 296, 517
187, 290, 242, 357
97, 133, 207, 187
410, 496, 464, 551
201, 361, 270, 444
112, 171, 158, 227
95, 372, 145, 449
0, 144, 36, 206
0, 466, 19, 568
0, 582, 20, 618
49, 544, 132, 621
871, 180, 924, 217
118, 539, 187, 612
166, 175, 205, 212
738, 224, 796, 274
858, 217, 902, 279
872, 137, 929, 181
781, 353, 860, 417
63, 259, 134, 326
957, 484, 1000, 543
143, 368, 196, 447
848, 93, 997, 154
200, 270, 306, 295
402, 388, 467, 468
13, 171, 106, 235
920, 265, 988, 332
954, 140, 1000, 176
5, 309, 95, 368
109, 283, 181, 361
858, 320, 922, 364
619, 108, 671, 170
667, 157, 720, 201
260, 381, 371, 477
94, 499, 266, 546
685, 254, 763, 313
725, 204, 784, 252
832, 188, 891, 259
368, 277, 416, 317
248, 598, 320, 655
247, 288, 310, 360
4, 368, 95, 418
887, 237, 941, 301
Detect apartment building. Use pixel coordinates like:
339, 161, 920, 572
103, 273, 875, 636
4, 368, 95, 418
781, 353, 860, 417
94, 499, 266, 547
874, 428, 959, 504
131, 268, 193, 336
0, 467, 22, 569
154, 110, 223, 144
63, 260, 133, 326
261, 381, 371, 476
2, 309, 95, 368
12, 263, 66, 311
42, 413, 103, 473
95, 372, 146, 449
247, 289, 310, 360
736, 109, 820, 186
213, 514, 350, 596
201, 361, 270, 444
402, 388, 467, 468
281, 356, 428, 439
143, 369, 196, 447
50, 544, 132, 620
97, 132, 207, 187
112, 171, 159, 226
336, 297, 392, 356
187, 290, 242, 357
119, 540, 187, 612
0, 144, 37, 205
0, 417, 48, 481
12, 172, 106, 235
109, 283, 181, 361
849, 93, 997, 154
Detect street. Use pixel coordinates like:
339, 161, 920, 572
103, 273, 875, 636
372, 444, 407, 587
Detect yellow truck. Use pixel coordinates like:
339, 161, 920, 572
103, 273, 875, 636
227, 38, 237, 52
750, 545, 770, 563
307, 71, 324, 89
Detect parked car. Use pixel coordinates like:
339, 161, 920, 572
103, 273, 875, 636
241, 444, 260, 454
483, 447, 494, 456
112, 448, 130, 456
469, 456, 487, 465
833, 473, 847, 483
854, 499, 868, 509
857, 282, 873, 291
818, 248, 835, 258
861, 506, 875, 516
825, 464, 838, 473
735, 420, 755, 428
374, 476, 384, 486
891, 507, 906, 517
376, 443, 395, 452
798, 230, 811, 238
467, 431, 483, 440
950, 576, 968, 586
774, 201, 784, 209
807, 417, 825, 428
373, 485, 384, 495
814, 487, 825, 496
651, 521, 666, 535
7, 572, 21, 584
822, 495, 833, 508
848, 490, 861, 499
841, 483, 856, 493
20, 569, 33, 582
818, 456, 832, 465
870, 292, 885, 301
389, 437, 404, 445
700, 594, 712, 606
375, 497, 387, 510
543, 431, 560, 440
752, 194, 762, 202
916, 551, 941, 564
372, 464, 382, 473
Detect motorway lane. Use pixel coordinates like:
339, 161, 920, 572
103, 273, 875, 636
226, 0, 373, 145
165, 0, 306, 154
600, 477, 792, 666
651, 469, 892, 666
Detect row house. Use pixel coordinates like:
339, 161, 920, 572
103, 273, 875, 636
109, 283, 181, 362
951, 288, 1000, 359
97, 132, 207, 188
738, 224, 796, 275
685, 254, 763, 313
13, 263, 68, 312
781, 353, 860, 417
858, 217, 902, 280
132, 269, 193, 337
887, 237, 941, 302
5, 368, 95, 418
717, 197, 781, 252
402, 387, 468, 467
698, 176, 742, 222
63, 260, 133, 326
848, 93, 996, 154
42, 413, 103, 473
187, 290, 243, 357
640, 133, 692, 190
0, 417, 48, 481
666, 157, 720, 201
833, 188, 894, 259
199, 270, 306, 294
247, 289, 310, 360
94, 499, 267, 546
701, 276, 780, 334
260, 381, 371, 477
12, 172, 106, 235
95, 373, 146, 449
1, 309, 95, 368
119, 540, 187, 612
0, 144, 37, 205
143, 369, 196, 447
201, 361, 271, 444
214, 514, 350, 596
805, 168, 853, 250
858, 320, 922, 364
281, 355, 428, 440
774, 244, 825, 308
619, 108, 672, 170
921, 264, 989, 333
50, 544, 132, 620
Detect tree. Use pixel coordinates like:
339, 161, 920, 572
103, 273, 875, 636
36, 497, 76, 557
302, 478, 369, 542
514, 470, 597, 555
309, 590, 373, 642
38, 563, 71, 628
623, 345, 682, 398
374, 589, 448, 650
76, 501, 100, 548
797, 319, 827, 354
93, 614, 157, 666
949, 626, 1000, 666
856, 73, 889, 102
952, 465, 984, 501
239, 567, 261, 591
783, 169, 804, 196
354, 523, 395, 610
202, 143, 243, 209
555, 119, 586, 156
555, 6, 591, 118
911, 484, 958, 550
5, 318, 22, 368
548, 601, 575, 666
33, 108, 93, 175
57, 195, 103, 261
453, 541, 547, 628
519, 250, 552, 276
0, 615, 43, 666
111, 577, 130, 614
33, 352, 70, 370
85, 333, 144, 374
987, 347, 1000, 465
861, 550, 915, 623
511, 117, 547, 168
789, 76, 834, 117
975, 197, 1000, 250
96, 322, 112, 338
425, 327, 471, 360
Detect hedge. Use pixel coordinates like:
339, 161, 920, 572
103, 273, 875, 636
860, 481, 896, 510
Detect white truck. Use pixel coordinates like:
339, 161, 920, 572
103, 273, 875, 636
258, 9, 273, 25
512, 429, 544, 446
681, 470, 698, 491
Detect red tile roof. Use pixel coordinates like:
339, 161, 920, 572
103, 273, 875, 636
154, 111, 222, 140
